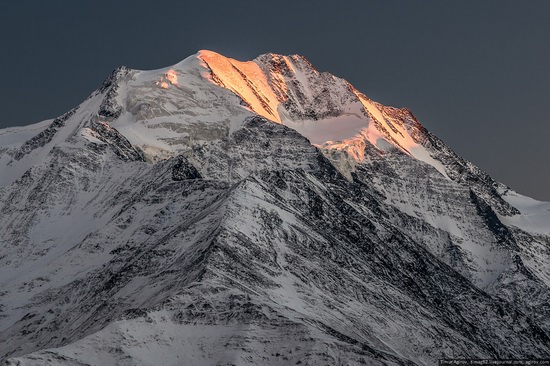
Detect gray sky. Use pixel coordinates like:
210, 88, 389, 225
1, 0, 549, 200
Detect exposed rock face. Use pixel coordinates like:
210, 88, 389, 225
0, 50, 549, 366
13, 107, 79, 161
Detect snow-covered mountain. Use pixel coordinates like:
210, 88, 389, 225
1, 50, 549, 365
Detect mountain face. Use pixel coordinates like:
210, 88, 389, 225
0, 50, 549, 365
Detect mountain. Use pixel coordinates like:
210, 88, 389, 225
1, 50, 549, 365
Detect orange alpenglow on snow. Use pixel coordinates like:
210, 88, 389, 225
155, 81, 170, 89
155, 70, 178, 89
165, 69, 178, 85
198, 50, 285, 123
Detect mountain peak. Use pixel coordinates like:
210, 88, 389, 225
87, 50, 522, 217
2, 49, 549, 365
194, 50, 453, 177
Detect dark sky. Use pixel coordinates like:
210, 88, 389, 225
1, 1, 549, 200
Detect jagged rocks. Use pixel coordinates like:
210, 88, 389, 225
89, 121, 145, 162
13, 107, 78, 160
171, 156, 201, 181
98, 66, 131, 120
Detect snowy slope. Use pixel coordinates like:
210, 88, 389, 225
500, 191, 550, 235
1, 50, 549, 365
